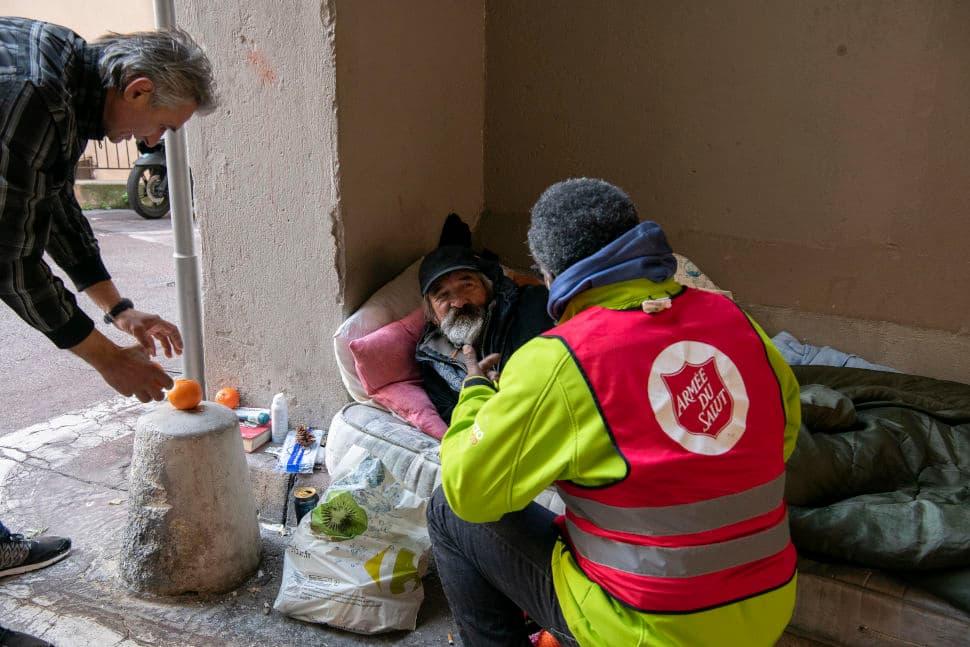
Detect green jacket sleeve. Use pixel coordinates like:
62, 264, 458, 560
746, 315, 801, 461
440, 336, 626, 523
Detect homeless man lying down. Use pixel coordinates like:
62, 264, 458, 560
415, 215, 554, 423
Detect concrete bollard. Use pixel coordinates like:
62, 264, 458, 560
120, 402, 261, 595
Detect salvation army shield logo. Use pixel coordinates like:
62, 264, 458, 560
660, 358, 733, 438
648, 341, 749, 455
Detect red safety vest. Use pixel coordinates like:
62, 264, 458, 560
548, 288, 796, 613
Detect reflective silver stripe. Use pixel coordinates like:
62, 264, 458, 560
565, 513, 791, 578
558, 473, 785, 536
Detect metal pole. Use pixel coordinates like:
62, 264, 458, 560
153, 0, 206, 394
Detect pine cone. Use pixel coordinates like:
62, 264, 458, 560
295, 425, 314, 448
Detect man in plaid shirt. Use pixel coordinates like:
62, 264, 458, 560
0, 18, 216, 645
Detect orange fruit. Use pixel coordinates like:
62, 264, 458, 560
215, 386, 240, 409
535, 631, 562, 647
168, 378, 203, 410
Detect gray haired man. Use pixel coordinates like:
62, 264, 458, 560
0, 17, 215, 646
416, 245, 554, 423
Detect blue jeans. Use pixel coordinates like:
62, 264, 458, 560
0, 519, 9, 541
427, 488, 578, 647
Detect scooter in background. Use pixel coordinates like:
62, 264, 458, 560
127, 140, 169, 219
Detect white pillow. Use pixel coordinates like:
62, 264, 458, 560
333, 259, 423, 403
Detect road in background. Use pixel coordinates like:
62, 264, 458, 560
0, 210, 193, 433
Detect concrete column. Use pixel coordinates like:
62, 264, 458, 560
120, 403, 261, 595
175, 0, 347, 426
176, 0, 485, 426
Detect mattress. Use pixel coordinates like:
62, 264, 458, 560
787, 559, 970, 646
325, 403, 564, 513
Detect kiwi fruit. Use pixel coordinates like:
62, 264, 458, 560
311, 491, 368, 541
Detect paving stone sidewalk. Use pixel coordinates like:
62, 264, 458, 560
0, 399, 457, 647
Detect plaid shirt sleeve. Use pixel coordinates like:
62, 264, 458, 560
47, 170, 111, 291
0, 83, 104, 348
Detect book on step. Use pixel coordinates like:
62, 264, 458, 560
240, 422, 271, 453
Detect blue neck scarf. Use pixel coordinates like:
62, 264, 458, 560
546, 220, 676, 320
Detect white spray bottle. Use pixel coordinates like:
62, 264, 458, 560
271, 392, 288, 444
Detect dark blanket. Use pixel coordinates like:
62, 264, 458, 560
787, 366, 970, 611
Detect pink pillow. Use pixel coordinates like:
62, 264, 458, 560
349, 308, 426, 392
348, 308, 447, 440
372, 382, 448, 440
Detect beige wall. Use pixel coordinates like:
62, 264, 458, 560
177, 0, 347, 425
336, 0, 484, 312
178, 1, 484, 423
483, 0, 970, 382
0, 0, 154, 40
166, 0, 970, 412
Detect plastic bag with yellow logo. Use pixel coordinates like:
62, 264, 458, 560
273, 445, 431, 633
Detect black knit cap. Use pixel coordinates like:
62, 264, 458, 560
419, 245, 482, 296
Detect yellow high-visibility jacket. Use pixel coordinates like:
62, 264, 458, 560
440, 278, 801, 647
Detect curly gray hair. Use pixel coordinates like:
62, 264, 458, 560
528, 178, 639, 276
96, 28, 217, 114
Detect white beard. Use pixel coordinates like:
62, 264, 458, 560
439, 310, 485, 348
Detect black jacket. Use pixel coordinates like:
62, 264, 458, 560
416, 263, 553, 423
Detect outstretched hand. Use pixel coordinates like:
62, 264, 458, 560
462, 345, 501, 382
97, 345, 174, 402
113, 310, 184, 358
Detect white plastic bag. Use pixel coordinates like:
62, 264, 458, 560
274, 445, 431, 633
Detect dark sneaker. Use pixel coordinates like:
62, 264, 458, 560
0, 534, 71, 578
0, 625, 54, 646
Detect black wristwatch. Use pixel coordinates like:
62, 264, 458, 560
103, 298, 134, 324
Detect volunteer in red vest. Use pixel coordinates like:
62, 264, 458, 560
427, 177, 801, 647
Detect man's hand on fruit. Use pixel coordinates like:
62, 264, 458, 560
113, 309, 183, 358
